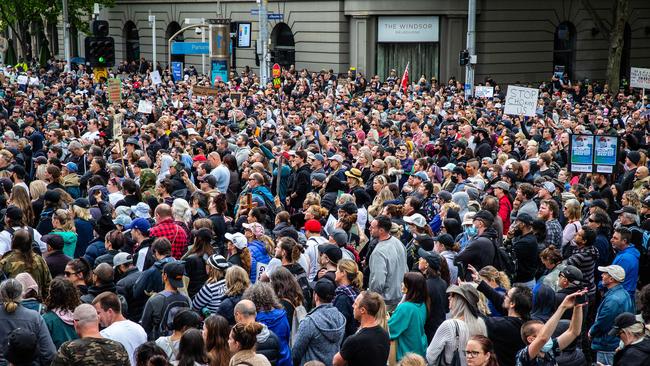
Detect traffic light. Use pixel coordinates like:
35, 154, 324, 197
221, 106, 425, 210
92, 20, 109, 37
459, 50, 470, 66
85, 36, 115, 67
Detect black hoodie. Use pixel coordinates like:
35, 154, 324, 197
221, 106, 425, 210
455, 227, 498, 272
613, 337, 650, 366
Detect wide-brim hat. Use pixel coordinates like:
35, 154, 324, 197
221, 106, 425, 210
446, 284, 480, 317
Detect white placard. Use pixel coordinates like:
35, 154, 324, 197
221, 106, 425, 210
150, 70, 162, 86
378, 16, 439, 43
630, 67, 650, 89
137, 100, 153, 114
504, 85, 539, 117
16, 75, 28, 85
475, 86, 494, 98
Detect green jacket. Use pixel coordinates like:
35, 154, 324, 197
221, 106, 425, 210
51, 231, 78, 258
0, 251, 52, 297
42, 311, 79, 349
387, 301, 428, 361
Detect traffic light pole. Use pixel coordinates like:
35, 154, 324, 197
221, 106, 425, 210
258, 0, 269, 85
465, 0, 476, 97
62, 0, 71, 71
149, 13, 157, 69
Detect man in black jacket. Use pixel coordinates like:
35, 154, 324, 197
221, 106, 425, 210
507, 213, 538, 287
114, 252, 144, 322
286, 150, 312, 211
455, 210, 498, 273
234, 299, 281, 365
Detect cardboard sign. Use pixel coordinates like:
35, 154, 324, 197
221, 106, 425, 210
504, 85, 539, 117
150, 70, 162, 86
630, 67, 650, 89
16, 75, 28, 85
474, 86, 494, 98
112, 113, 124, 142
137, 100, 153, 114
107, 78, 122, 105
192, 85, 220, 97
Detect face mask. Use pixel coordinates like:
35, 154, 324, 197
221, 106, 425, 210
451, 176, 459, 183
486, 171, 494, 180
540, 338, 554, 353
465, 226, 477, 237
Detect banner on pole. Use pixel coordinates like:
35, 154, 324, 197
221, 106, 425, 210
630, 67, 650, 89
171, 62, 183, 81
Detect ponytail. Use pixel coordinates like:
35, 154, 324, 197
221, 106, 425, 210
240, 247, 252, 274
291, 245, 303, 263
5, 300, 18, 313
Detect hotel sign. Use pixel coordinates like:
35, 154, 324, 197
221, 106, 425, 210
378, 16, 439, 43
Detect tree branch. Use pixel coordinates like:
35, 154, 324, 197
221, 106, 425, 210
580, 0, 611, 42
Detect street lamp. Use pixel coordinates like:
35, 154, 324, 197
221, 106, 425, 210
148, 11, 156, 68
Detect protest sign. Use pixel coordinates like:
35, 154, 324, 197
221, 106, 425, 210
474, 86, 494, 98
107, 78, 122, 105
192, 85, 220, 97
630, 67, 650, 90
16, 75, 28, 85
171, 62, 183, 81
112, 113, 124, 142
504, 85, 539, 117
137, 100, 153, 114
569, 134, 594, 173
594, 135, 619, 173
150, 70, 162, 86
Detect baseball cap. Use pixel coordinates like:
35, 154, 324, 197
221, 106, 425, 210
560, 265, 583, 285
43, 190, 61, 203
5, 206, 22, 221
598, 265, 625, 282
113, 252, 133, 268
125, 217, 151, 234
441, 163, 456, 171
473, 210, 495, 225
417, 248, 441, 270
41, 234, 64, 250
318, 244, 343, 264
330, 229, 348, 247
614, 206, 637, 215
413, 171, 429, 182
193, 154, 207, 162
113, 214, 132, 227
313, 279, 337, 302
339, 202, 358, 214
191, 228, 213, 243
207, 254, 232, 270
414, 234, 435, 251
163, 262, 186, 288
404, 213, 427, 228
515, 212, 535, 226
72, 197, 90, 209
64, 162, 78, 173
462, 212, 476, 226
433, 233, 454, 248
492, 181, 510, 191
590, 199, 608, 210
329, 154, 344, 163
225, 232, 248, 250
540, 181, 556, 193
608, 312, 639, 336
199, 174, 218, 189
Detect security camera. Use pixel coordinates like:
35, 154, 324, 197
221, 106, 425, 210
195, 27, 203, 35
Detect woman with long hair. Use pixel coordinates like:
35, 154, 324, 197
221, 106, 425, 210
216, 266, 251, 325
64, 257, 92, 295
417, 249, 449, 343
203, 315, 230, 366
333, 259, 362, 339
562, 199, 582, 254
465, 335, 499, 366
478, 266, 511, 317
9, 186, 35, 227
192, 253, 229, 316
70, 198, 95, 258
426, 284, 487, 366
172, 198, 193, 238
171, 328, 209, 366
0, 229, 52, 297
30, 179, 48, 222
269, 266, 306, 335
42, 277, 81, 348
0, 279, 57, 363
388, 272, 429, 361
155, 309, 202, 362
228, 322, 272, 366
50, 209, 77, 257
183, 228, 215, 298
225, 232, 252, 276
368, 176, 394, 218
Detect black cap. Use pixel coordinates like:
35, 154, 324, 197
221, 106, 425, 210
516, 212, 534, 226
452, 166, 467, 178
277, 227, 300, 243
414, 234, 435, 251
163, 262, 185, 288
199, 174, 218, 189
417, 248, 441, 270
591, 199, 608, 210
41, 234, 65, 250
560, 265, 583, 285
433, 233, 454, 248
43, 190, 61, 203
5, 206, 22, 221
72, 197, 90, 209
614, 206, 637, 215
608, 312, 639, 336
473, 210, 494, 225
4, 328, 38, 365
339, 202, 358, 214
318, 244, 342, 264
313, 279, 336, 302
191, 227, 213, 243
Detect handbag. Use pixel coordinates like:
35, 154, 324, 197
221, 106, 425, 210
436, 320, 461, 366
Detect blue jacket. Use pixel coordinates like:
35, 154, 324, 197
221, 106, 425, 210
613, 245, 640, 299
83, 238, 106, 266
133, 256, 176, 301
248, 240, 271, 283
74, 218, 95, 258
590, 284, 634, 351
257, 308, 291, 366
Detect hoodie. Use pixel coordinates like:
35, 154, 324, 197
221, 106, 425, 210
248, 240, 272, 283
613, 245, 640, 299
613, 337, 650, 366
257, 308, 291, 366
291, 303, 346, 366
51, 230, 78, 258
256, 323, 281, 366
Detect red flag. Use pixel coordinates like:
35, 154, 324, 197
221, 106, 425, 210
400, 62, 409, 93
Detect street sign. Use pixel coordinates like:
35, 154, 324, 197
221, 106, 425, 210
171, 62, 183, 81
268, 13, 284, 20
107, 78, 122, 105
171, 42, 209, 55
272, 63, 281, 78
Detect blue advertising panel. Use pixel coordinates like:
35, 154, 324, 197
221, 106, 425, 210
211, 59, 228, 85
171, 62, 183, 81
171, 42, 209, 55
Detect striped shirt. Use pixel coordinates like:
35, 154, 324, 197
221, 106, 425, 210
567, 245, 599, 296
191, 279, 227, 315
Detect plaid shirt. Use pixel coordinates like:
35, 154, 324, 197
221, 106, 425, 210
149, 218, 188, 259
544, 219, 563, 248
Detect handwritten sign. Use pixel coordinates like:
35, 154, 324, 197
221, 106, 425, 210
474, 86, 494, 98
137, 100, 153, 114
112, 113, 124, 143
150, 70, 162, 86
107, 78, 121, 105
16, 75, 28, 85
192, 85, 220, 97
630, 67, 650, 89
504, 85, 539, 117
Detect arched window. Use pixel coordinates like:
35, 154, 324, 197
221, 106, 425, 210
123, 21, 140, 63
553, 22, 576, 80
271, 23, 295, 68
166, 21, 184, 64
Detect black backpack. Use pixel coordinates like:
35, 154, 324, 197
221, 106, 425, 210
157, 291, 190, 338
487, 237, 516, 277
5, 227, 41, 255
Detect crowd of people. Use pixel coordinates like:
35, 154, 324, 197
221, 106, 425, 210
0, 57, 648, 366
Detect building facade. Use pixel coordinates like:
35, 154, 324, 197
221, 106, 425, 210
58, 0, 650, 84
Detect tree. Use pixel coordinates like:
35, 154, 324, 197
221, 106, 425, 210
580, 0, 630, 91
0, 0, 113, 61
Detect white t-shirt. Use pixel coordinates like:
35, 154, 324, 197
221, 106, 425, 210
100, 319, 148, 366
0, 226, 46, 255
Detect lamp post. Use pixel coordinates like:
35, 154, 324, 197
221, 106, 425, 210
149, 11, 156, 69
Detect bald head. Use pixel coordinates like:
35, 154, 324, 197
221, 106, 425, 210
155, 203, 172, 219
636, 166, 649, 180
234, 299, 257, 323
93, 263, 114, 284
74, 303, 99, 327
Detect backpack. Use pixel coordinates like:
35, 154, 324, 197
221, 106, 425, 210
5, 227, 41, 255
157, 291, 190, 338
488, 237, 516, 277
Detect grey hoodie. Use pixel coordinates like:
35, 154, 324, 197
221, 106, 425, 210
291, 303, 346, 366
256, 323, 280, 365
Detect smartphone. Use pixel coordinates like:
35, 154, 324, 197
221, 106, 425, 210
246, 193, 252, 209
575, 293, 587, 305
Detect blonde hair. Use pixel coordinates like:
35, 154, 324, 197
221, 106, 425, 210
9, 186, 34, 226
35, 164, 48, 181
337, 259, 363, 289
225, 265, 250, 296
303, 192, 321, 207
369, 185, 395, 218
72, 205, 93, 221
398, 353, 427, 366
192, 218, 213, 230
53, 209, 76, 232
479, 265, 511, 290
306, 205, 329, 221
564, 198, 582, 222
29, 180, 48, 200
